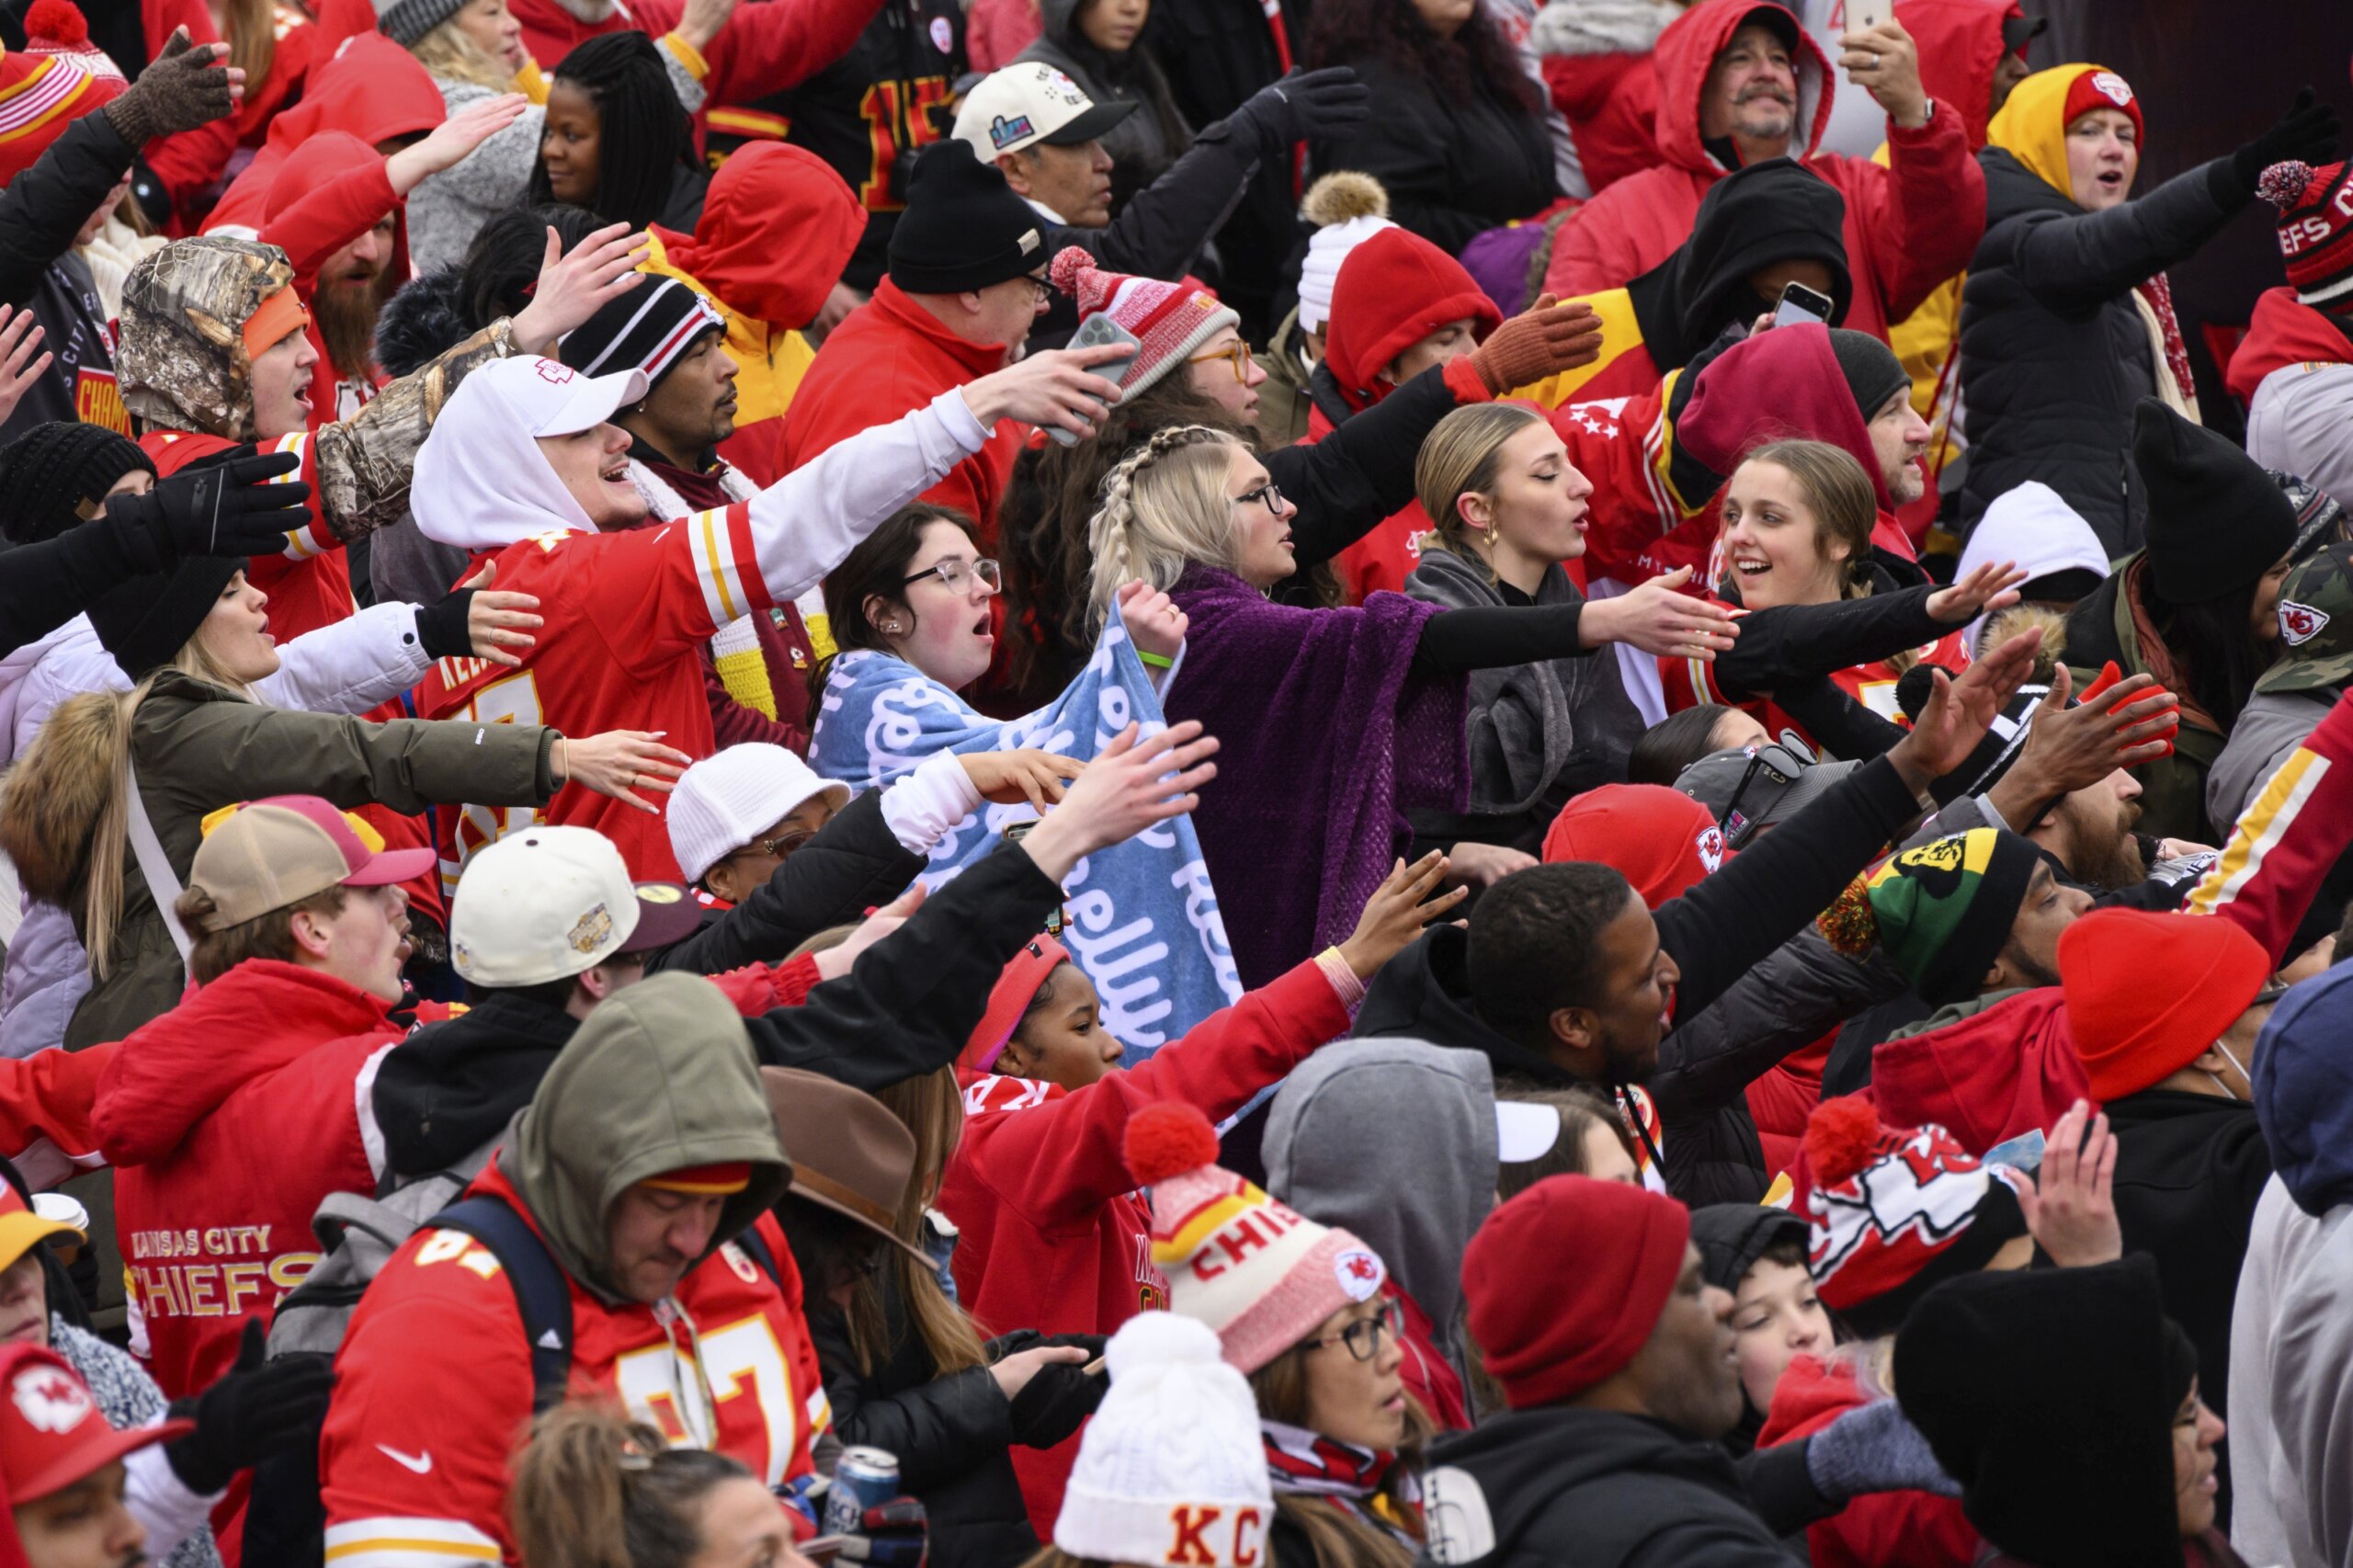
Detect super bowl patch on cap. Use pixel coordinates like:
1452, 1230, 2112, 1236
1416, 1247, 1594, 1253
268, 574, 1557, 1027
568, 903, 613, 953
989, 113, 1034, 150
1334, 1248, 1385, 1301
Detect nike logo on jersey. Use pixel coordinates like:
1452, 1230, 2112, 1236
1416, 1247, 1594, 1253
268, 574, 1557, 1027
376, 1445, 434, 1475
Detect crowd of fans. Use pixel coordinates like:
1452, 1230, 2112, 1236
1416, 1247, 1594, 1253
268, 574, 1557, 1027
0, 0, 2345, 1562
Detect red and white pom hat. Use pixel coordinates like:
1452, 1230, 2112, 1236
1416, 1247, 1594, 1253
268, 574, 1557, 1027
1126, 1102, 1388, 1374
1049, 245, 1239, 405
2260, 158, 2353, 309
0, 0, 127, 188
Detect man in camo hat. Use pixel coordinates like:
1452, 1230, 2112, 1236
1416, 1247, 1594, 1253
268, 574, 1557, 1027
2210, 543, 2353, 832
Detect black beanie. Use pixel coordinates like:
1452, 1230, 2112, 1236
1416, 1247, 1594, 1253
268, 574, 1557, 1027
887, 141, 1048, 296
558, 274, 723, 386
2135, 398, 2299, 605
1828, 329, 1909, 423
87, 555, 244, 682
1896, 1256, 2189, 1568
0, 422, 155, 547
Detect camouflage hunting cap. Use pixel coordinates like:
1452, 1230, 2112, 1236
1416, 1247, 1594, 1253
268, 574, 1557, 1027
2258, 543, 2353, 697
117, 237, 296, 439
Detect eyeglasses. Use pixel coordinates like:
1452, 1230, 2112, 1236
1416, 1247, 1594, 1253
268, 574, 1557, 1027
1716, 739, 1815, 848
903, 557, 1003, 596
1017, 274, 1053, 305
738, 825, 822, 864
1188, 338, 1256, 381
1300, 1299, 1402, 1362
1231, 480, 1285, 513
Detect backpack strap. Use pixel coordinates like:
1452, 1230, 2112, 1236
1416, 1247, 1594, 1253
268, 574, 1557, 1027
733, 1223, 784, 1290
123, 766, 193, 963
428, 1195, 574, 1414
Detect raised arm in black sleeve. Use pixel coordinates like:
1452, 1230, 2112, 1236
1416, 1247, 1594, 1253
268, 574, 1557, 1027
0, 114, 136, 308
1708, 588, 1948, 701
1270, 365, 1461, 569
1409, 603, 1593, 676
0, 510, 149, 657
1775, 676, 1906, 760
740, 844, 1065, 1092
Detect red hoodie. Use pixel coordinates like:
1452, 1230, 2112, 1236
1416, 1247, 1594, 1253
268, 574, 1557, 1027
506, 0, 884, 131
2225, 287, 2353, 405
1543, 51, 1659, 197
256, 131, 407, 429
939, 960, 1352, 1539
1542, 0, 1982, 342
1757, 1354, 1978, 1568
140, 0, 318, 222
199, 36, 447, 238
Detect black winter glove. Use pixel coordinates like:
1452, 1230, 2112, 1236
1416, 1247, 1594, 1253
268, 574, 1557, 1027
1229, 67, 1372, 159
980, 1330, 1041, 1361
2232, 88, 2342, 194
1803, 1396, 1961, 1505
835, 1494, 928, 1567
165, 1322, 336, 1496
1008, 1356, 1109, 1449
412, 588, 479, 661
103, 28, 237, 144
110, 448, 312, 571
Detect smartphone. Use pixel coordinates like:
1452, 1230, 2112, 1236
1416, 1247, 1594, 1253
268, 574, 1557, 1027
1773, 281, 1836, 329
1848, 0, 1889, 33
1048, 313, 1142, 447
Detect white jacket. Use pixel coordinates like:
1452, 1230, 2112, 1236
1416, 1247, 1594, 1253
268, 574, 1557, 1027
2230, 1174, 2353, 1568
2247, 361, 2353, 517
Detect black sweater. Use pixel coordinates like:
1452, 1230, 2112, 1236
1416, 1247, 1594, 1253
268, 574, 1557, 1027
1307, 56, 1553, 255
0, 111, 137, 448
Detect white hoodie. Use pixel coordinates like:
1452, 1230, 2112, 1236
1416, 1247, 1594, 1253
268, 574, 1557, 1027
1956, 481, 2113, 656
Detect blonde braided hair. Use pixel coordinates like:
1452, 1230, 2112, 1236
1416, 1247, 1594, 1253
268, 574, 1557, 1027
1085, 425, 1247, 632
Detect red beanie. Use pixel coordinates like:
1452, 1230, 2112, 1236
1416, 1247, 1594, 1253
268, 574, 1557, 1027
2059, 908, 2270, 1101
960, 933, 1072, 1075
2059, 67, 2143, 148
1541, 785, 1731, 909
1321, 228, 1502, 414
2260, 159, 2353, 309
1462, 1175, 1689, 1409
0, 0, 126, 188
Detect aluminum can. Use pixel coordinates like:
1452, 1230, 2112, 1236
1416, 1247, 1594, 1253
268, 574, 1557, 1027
824, 1447, 901, 1536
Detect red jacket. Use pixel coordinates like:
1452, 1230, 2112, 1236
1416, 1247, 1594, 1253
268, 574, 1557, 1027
0, 1041, 114, 1191
1758, 1353, 1977, 1568
1392, 1284, 1470, 1431
199, 36, 447, 238
96, 960, 399, 1403
256, 131, 404, 428
782, 279, 1019, 545
139, 0, 316, 222
939, 960, 1351, 1539
1541, 0, 1983, 342
506, 0, 882, 125
1541, 49, 1659, 197
2225, 287, 2353, 405
321, 1162, 824, 1567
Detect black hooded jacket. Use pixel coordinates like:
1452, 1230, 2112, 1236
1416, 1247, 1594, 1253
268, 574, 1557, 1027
1690, 1205, 1810, 1457
1626, 157, 1853, 372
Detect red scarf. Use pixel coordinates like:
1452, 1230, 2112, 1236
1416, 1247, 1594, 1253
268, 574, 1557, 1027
1260, 1420, 1422, 1542
2137, 272, 2198, 407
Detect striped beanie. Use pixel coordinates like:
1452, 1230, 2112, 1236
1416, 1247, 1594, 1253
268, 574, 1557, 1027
2261, 159, 2353, 310
1124, 1102, 1387, 1374
0, 0, 126, 187
1048, 246, 1237, 405
558, 274, 725, 388
1818, 829, 2041, 1007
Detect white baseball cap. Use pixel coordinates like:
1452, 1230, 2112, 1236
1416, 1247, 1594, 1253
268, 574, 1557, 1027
449, 825, 708, 986
952, 62, 1136, 164
472, 354, 650, 438
1495, 1100, 1565, 1164
667, 744, 853, 885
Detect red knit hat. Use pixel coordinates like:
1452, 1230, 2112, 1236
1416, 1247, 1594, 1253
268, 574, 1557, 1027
1462, 1175, 1689, 1409
2059, 908, 2271, 1101
1321, 228, 1503, 414
1540, 784, 1731, 909
1048, 246, 1239, 404
2260, 159, 2353, 309
0, 0, 126, 187
961, 933, 1073, 1075
2059, 67, 2143, 148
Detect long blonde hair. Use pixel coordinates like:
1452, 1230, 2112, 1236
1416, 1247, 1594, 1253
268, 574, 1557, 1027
856, 1067, 989, 1378
219, 0, 278, 97
1414, 403, 1546, 574
1084, 425, 1248, 632
410, 15, 521, 93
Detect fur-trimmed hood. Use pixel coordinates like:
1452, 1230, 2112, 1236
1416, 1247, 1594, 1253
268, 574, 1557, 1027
0, 690, 120, 906
1531, 0, 1675, 59
1974, 601, 2072, 678
374, 267, 474, 379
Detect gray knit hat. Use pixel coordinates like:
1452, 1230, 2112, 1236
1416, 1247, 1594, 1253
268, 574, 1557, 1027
373, 0, 470, 49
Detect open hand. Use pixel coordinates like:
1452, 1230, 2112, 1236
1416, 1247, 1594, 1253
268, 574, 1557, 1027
512, 222, 650, 354
963, 342, 1129, 437
2025, 665, 2178, 786
1582, 566, 1741, 659
961, 748, 1084, 811
458, 560, 543, 667
0, 308, 51, 430
1018, 720, 1219, 879
1337, 850, 1469, 980
392, 93, 530, 193
2014, 1099, 2121, 1267
1925, 559, 2029, 625
1888, 624, 2042, 791
555, 728, 692, 813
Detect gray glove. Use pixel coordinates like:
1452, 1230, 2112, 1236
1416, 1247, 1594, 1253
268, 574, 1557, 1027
104, 28, 236, 144
1804, 1397, 1961, 1503
1228, 67, 1371, 159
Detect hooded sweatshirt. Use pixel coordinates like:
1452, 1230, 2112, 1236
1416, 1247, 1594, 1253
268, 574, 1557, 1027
256, 131, 407, 428
1264, 1040, 1498, 1431
1542, 0, 1983, 341
321, 973, 821, 1568
1756, 1352, 1977, 1568
199, 36, 447, 239
2233, 288, 2353, 513
1953, 481, 2109, 655
1531, 0, 1670, 197
646, 144, 867, 489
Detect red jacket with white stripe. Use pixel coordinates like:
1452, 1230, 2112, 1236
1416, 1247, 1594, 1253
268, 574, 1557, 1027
939, 959, 1353, 1540
320, 1162, 825, 1567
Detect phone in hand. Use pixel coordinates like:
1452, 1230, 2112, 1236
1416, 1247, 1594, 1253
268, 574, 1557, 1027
1049, 312, 1142, 447
1848, 0, 1890, 34
1773, 281, 1836, 329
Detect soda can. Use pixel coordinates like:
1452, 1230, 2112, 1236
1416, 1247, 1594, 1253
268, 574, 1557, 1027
824, 1447, 902, 1536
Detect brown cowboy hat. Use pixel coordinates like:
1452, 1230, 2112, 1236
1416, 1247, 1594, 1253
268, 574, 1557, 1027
758, 1067, 936, 1267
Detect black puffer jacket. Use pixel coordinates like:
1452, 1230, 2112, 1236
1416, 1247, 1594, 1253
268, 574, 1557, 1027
1956, 147, 2242, 555
1307, 56, 1553, 256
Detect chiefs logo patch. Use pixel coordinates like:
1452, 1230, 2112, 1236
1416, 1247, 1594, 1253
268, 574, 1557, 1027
2089, 70, 2132, 108
2280, 600, 2331, 646
1694, 824, 1726, 872
12, 1367, 90, 1435
1333, 1248, 1384, 1301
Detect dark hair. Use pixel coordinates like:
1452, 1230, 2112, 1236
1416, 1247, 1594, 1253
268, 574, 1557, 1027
460, 204, 605, 330
1465, 863, 1637, 1051
510, 1404, 749, 1568
1629, 705, 1742, 786
2142, 572, 2273, 734
1494, 1083, 1636, 1199
1001, 374, 1255, 698
819, 503, 982, 676
1304, 0, 1540, 116
177, 884, 349, 987
531, 32, 701, 229
1755, 1235, 1810, 1275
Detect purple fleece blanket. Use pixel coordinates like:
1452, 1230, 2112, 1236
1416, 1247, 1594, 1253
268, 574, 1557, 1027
1164, 565, 1469, 991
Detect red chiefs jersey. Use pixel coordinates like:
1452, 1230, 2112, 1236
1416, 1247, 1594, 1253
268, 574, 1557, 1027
414, 510, 775, 885
321, 1164, 826, 1567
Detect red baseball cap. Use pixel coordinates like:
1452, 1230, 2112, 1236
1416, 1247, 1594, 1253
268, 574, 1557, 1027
188, 795, 438, 928
0, 1344, 188, 1503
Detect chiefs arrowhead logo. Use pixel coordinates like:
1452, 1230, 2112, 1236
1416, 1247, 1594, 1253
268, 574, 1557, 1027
1333, 1248, 1385, 1301
12, 1368, 91, 1435
1694, 824, 1726, 872
2280, 600, 2330, 646
2089, 71, 2132, 108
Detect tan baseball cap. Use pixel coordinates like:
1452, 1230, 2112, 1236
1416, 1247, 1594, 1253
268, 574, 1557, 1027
188, 796, 437, 931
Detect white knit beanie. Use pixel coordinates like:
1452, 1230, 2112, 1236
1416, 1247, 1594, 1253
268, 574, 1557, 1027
1298, 215, 1396, 337
1054, 1312, 1274, 1568
666, 743, 851, 884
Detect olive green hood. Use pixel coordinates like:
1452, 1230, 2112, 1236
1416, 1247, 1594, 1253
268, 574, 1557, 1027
498, 971, 790, 1303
